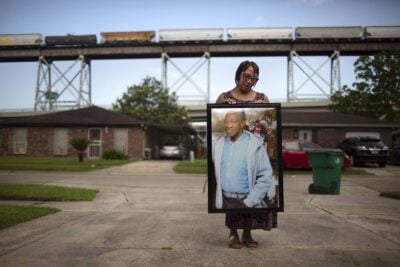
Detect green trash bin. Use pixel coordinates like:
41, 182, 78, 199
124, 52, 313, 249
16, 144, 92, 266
307, 149, 344, 194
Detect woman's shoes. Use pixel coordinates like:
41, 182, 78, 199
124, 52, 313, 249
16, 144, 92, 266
228, 235, 242, 249
242, 237, 258, 248
228, 235, 258, 249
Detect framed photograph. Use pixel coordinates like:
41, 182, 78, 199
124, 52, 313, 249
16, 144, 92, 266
207, 103, 283, 213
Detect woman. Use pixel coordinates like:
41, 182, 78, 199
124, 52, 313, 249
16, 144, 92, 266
216, 60, 277, 249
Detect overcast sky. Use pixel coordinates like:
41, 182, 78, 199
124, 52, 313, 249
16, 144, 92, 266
0, 0, 399, 110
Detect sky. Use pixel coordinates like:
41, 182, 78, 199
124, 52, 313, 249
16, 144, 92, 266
0, 0, 399, 111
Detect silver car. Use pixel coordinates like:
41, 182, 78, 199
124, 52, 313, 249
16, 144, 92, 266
159, 144, 185, 160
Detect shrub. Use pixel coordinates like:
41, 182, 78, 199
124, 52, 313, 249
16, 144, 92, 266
69, 138, 91, 162
69, 138, 91, 152
102, 149, 128, 160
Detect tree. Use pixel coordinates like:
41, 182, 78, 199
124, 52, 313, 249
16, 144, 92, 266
330, 51, 400, 123
69, 138, 91, 162
113, 77, 189, 125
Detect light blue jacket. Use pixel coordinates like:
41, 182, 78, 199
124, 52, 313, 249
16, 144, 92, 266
212, 130, 274, 209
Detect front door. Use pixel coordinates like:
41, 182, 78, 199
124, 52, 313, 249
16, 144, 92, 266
88, 128, 102, 159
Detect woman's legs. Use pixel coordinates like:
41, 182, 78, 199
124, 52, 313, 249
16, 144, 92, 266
242, 217, 258, 248
228, 228, 242, 249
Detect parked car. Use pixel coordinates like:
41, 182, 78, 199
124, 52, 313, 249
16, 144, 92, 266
159, 143, 185, 160
282, 139, 351, 169
337, 136, 389, 167
388, 143, 400, 165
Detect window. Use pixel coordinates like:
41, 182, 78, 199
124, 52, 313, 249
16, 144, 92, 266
284, 141, 300, 151
298, 129, 312, 141
14, 128, 27, 154
301, 143, 319, 151
114, 128, 128, 155
54, 128, 68, 155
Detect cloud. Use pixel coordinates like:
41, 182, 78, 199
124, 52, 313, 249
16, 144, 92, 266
253, 15, 265, 23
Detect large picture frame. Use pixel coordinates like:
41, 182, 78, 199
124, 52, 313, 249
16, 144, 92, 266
207, 103, 284, 213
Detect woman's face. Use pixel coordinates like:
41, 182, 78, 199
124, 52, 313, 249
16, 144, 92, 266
237, 66, 259, 93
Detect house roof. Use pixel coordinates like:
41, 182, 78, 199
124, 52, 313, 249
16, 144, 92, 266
282, 110, 399, 128
1, 105, 397, 130
0, 106, 144, 127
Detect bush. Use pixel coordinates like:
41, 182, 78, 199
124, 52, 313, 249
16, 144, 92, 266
69, 137, 91, 162
69, 138, 91, 152
102, 149, 128, 160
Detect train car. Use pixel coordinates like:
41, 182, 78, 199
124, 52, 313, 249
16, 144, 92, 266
159, 28, 224, 43
364, 26, 400, 40
295, 26, 363, 41
227, 27, 293, 42
0, 33, 42, 46
100, 31, 155, 43
45, 34, 97, 46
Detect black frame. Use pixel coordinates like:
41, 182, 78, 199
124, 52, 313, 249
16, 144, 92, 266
207, 103, 284, 213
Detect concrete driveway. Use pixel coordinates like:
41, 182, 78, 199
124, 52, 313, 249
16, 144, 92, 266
0, 161, 399, 266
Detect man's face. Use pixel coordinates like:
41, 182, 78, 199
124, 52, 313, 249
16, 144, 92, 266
224, 112, 244, 141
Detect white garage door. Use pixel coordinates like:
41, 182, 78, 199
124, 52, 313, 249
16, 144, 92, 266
345, 132, 380, 139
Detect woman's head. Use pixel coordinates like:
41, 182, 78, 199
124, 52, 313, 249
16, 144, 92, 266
235, 60, 260, 93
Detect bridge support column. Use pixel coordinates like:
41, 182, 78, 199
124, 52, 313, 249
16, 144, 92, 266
287, 50, 341, 102
161, 52, 210, 104
34, 55, 92, 111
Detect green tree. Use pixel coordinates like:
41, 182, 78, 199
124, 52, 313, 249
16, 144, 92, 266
113, 77, 189, 125
69, 138, 91, 162
330, 51, 400, 123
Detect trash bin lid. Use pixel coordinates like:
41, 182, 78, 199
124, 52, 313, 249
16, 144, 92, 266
307, 149, 344, 155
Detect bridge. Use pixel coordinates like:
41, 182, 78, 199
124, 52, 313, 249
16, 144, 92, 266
1, 37, 399, 111
1, 40, 399, 61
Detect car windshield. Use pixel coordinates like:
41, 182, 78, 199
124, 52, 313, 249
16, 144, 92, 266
301, 143, 320, 151
283, 142, 300, 150
359, 140, 384, 147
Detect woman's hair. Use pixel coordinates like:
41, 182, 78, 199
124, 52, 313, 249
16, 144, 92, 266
235, 60, 259, 85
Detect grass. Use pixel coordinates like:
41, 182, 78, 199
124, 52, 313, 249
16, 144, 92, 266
0, 183, 98, 201
380, 192, 400, 200
0, 204, 59, 229
173, 158, 371, 176
0, 156, 132, 172
173, 158, 207, 174
0, 183, 98, 229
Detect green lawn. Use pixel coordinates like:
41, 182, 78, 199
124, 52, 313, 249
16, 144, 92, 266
0, 183, 98, 229
174, 158, 207, 174
173, 158, 371, 176
0, 156, 132, 172
0, 204, 59, 229
0, 183, 98, 201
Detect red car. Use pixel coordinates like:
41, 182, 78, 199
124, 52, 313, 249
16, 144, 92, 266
282, 139, 351, 169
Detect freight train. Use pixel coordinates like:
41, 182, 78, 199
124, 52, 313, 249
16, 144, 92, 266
0, 26, 399, 47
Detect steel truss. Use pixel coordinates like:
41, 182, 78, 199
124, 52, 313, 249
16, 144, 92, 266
161, 52, 210, 104
34, 55, 92, 111
287, 50, 341, 102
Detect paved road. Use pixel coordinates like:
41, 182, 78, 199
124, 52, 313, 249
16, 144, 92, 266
0, 161, 399, 266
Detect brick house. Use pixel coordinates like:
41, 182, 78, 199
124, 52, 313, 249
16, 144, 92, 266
282, 110, 399, 147
0, 106, 195, 160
